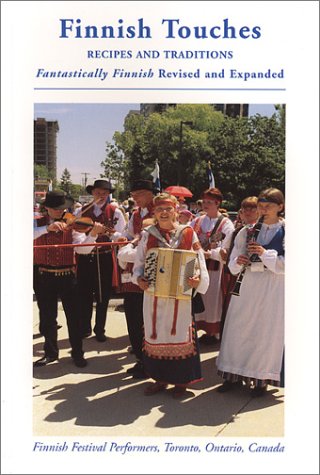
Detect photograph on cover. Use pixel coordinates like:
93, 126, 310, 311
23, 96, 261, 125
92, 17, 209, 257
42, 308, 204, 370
33, 102, 285, 438
3, 1, 319, 473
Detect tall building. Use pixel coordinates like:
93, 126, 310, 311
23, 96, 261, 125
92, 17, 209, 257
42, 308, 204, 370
34, 118, 59, 179
140, 103, 248, 118
140, 104, 176, 116
213, 104, 249, 118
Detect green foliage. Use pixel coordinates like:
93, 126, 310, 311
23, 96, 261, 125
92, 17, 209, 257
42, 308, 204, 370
34, 164, 55, 180
101, 104, 285, 207
60, 168, 72, 194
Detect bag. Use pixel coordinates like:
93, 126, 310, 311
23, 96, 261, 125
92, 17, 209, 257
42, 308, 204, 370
192, 291, 205, 314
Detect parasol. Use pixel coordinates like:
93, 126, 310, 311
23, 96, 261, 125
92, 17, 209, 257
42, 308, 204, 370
164, 186, 193, 198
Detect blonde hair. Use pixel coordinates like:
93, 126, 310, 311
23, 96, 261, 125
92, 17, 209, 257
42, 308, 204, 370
153, 192, 178, 207
142, 218, 155, 228
241, 196, 258, 208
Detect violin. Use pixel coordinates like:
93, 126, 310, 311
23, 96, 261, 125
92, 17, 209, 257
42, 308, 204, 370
62, 212, 95, 233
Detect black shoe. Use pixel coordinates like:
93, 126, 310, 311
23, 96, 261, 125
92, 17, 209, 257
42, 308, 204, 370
126, 361, 143, 374
251, 386, 267, 397
82, 331, 92, 338
95, 334, 107, 342
131, 368, 148, 379
127, 361, 148, 379
217, 380, 242, 393
34, 356, 58, 367
73, 356, 88, 368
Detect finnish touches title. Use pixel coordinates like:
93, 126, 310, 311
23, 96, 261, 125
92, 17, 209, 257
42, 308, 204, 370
59, 18, 261, 39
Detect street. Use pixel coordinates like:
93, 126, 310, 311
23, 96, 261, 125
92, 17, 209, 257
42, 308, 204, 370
33, 300, 284, 437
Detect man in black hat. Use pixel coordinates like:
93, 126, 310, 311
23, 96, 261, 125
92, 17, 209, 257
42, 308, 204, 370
76, 179, 126, 342
119, 179, 156, 378
33, 190, 104, 368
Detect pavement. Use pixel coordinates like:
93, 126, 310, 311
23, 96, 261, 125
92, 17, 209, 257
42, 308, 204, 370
33, 298, 284, 438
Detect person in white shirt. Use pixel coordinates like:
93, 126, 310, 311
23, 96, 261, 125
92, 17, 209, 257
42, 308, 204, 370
118, 179, 155, 379
75, 180, 126, 342
33, 190, 104, 368
216, 188, 285, 397
191, 188, 234, 344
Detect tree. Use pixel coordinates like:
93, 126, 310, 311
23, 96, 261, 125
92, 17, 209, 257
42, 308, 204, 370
208, 112, 285, 207
34, 164, 49, 179
60, 168, 72, 194
100, 142, 128, 198
107, 104, 285, 207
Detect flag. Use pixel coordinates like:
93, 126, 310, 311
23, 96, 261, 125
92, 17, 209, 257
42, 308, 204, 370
207, 161, 215, 188
150, 161, 161, 191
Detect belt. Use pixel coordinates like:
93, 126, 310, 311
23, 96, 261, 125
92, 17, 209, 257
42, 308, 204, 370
38, 266, 75, 276
91, 248, 112, 255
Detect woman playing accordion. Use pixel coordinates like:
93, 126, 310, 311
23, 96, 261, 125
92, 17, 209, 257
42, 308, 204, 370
132, 193, 209, 398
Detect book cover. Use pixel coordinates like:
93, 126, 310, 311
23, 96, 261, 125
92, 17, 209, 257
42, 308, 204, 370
1, 1, 319, 473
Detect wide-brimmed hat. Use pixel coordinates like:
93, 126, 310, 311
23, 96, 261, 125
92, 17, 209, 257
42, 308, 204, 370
42, 191, 74, 210
130, 179, 154, 192
86, 179, 115, 194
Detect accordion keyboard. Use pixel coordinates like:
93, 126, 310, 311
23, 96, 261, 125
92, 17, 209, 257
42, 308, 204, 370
144, 248, 198, 300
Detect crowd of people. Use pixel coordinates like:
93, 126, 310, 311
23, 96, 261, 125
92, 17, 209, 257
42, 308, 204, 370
33, 178, 285, 399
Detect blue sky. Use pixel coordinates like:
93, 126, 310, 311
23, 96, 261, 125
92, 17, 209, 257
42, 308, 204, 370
34, 103, 276, 185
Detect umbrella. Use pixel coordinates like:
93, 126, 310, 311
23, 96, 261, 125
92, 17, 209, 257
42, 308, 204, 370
164, 186, 193, 198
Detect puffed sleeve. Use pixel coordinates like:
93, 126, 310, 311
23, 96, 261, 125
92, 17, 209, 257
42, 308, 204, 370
131, 231, 149, 284
72, 230, 97, 254
210, 218, 235, 262
260, 250, 285, 274
228, 227, 247, 275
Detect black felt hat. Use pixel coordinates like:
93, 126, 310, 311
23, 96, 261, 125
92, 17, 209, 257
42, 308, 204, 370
86, 179, 115, 194
42, 191, 74, 210
130, 179, 154, 192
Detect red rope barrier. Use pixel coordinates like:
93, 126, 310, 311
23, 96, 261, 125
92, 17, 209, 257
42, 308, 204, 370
33, 240, 129, 249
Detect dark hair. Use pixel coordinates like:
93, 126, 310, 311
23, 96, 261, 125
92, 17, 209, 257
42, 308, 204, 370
258, 188, 285, 216
201, 187, 223, 203
258, 188, 284, 205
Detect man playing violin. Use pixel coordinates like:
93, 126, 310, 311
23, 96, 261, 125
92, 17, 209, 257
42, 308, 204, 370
76, 179, 126, 342
33, 190, 105, 368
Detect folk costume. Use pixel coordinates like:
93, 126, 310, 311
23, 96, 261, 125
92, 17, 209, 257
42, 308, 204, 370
76, 182, 126, 340
191, 214, 234, 336
217, 220, 285, 388
132, 224, 209, 386
116, 232, 146, 370
33, 192, 98, 367
117, 179, 155, 378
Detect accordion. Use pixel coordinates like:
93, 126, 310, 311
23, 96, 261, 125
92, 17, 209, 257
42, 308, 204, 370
144, 247, 198, 300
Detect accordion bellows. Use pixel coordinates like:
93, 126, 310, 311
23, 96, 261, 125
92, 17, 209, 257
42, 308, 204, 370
144, 248, 198, 300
